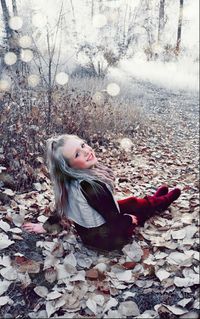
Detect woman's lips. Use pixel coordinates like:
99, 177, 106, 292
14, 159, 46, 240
87, 153, 94, 161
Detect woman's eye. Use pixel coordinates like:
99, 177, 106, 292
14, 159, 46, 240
75, 152, 79, 158
81, 143, 85, 148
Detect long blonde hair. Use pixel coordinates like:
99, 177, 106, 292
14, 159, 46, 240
46, 134, 115, 218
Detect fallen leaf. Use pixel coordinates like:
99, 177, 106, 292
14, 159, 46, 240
118, 301, 140, 316
86, 298, 97, 315
44, 267, 57, 283
34, 286, 49, 298
12, 256, 41, 273
0, 266, 18, 280
0, 220, 10, 231
115, 270, 132, 282
0, 255, 11, 267
0, 238, 14, 250
174, 275, 199, 287
0, 296, 13, 307
177, 298, 193, 307
156, 269, 171, 281
47, 291, 62, 300
162, 304, 188, 315
122, 261, 137, 269
0, 280, 11, 296
3, 189, 15, 196
103, 297, 118, 314
85, 268, 99, 280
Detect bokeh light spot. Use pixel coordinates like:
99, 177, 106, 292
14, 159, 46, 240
27, 74, 40, 87
55, 72, 69, 85
9, 16, 23, 30
19, 36, 32, 48
106, 83, 120, 96
120, 138, 133, 152
92, 92, 105, 105
0, 79, 11, 92
20, 49, 33, 62
93, 14, 107, 28
4, 52, 17, 65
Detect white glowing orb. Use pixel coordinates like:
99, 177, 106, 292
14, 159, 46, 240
106, 83, 120, 96
9, 16, 23, 30
19, 36, 32, 48
4, 52, 17, 65
93, 14, 107, 28
120, 138, 133, 151
0, 79, 11, 91
28, 74, 40, 87
20, 49, 33, 62
32, 13, 47, 28
92, 92, 105, 105
55, 72, 69, 85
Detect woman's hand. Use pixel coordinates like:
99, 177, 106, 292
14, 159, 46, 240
124, 214, 138, 225
22, 223, 47, 234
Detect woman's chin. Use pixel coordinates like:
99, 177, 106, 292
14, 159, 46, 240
88, 158, 98, 168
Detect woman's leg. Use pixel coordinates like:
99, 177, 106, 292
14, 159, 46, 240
117, 187, 181, 225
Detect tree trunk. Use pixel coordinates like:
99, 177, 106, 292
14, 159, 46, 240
0, 0, 12, 44
12, 0, 18, 15
91, 0, 94, 19
158, 0, 165, 43
69, 0, 78, 41
176, 0, 184, 54
98, 0, 103, 12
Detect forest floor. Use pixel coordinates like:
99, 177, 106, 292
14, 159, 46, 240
0, 82, 199, 318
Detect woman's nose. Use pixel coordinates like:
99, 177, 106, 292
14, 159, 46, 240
83, 148, 90, 155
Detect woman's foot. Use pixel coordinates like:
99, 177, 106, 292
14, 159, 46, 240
148, 188, 181, 212
22, 223, 47, 234
154, 185, 168, 197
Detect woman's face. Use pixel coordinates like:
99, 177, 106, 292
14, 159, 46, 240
62, 137, 98, 169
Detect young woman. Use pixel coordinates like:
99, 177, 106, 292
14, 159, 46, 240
23, 134, 181, 251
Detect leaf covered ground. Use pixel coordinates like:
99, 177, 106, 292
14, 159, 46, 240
0, 115, 199, 319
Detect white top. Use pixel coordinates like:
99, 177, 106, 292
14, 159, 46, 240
65, 179, 119, 228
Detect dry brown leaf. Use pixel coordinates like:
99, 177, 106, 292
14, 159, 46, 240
85, 268, 99, 280
12, 256, 41, 273
44, 267, 57, 283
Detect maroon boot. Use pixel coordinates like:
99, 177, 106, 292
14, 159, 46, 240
118, 188, 181, 225
154, 185, 168, 197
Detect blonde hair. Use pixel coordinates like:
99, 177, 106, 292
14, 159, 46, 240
46, 134, 115, 218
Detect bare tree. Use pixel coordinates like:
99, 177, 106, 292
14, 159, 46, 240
31, 4, 64, 132
0, 0, 13, 46
142, 0, 156, 60
12, 0, 18, 15
157, 0, 165, 43
176, 0, 184, 54
90, 0, 94, 19
69, 0, 78, 41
